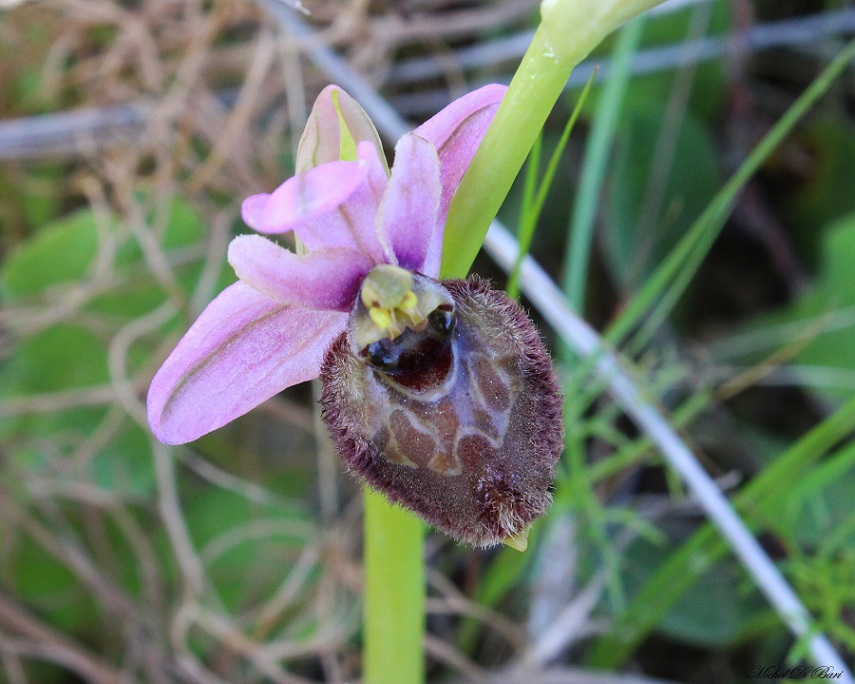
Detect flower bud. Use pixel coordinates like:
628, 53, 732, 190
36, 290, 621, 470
320, 272, 563, 548
296, 85, 388, 172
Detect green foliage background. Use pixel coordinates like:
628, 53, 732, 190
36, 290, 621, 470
1, 1, 855, 682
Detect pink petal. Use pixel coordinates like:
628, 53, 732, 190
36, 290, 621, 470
296, 85, 388, 173
228, 235, 372, 312
291, 141, 390, 263
147, 282, 346, 444
414, 84, 507, 226
379, 133, 441, 275
241, 159, 366, 235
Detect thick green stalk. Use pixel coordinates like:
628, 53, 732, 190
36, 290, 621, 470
364, 490, 424, 684
442, 0, 666, 277
441, 24, 569, 279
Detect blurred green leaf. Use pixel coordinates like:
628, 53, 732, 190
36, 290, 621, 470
1, 197, 204, 300
622, 537, 772, 648
90, 423, 158, 496
1, 209, 100, 298
777, 440, 855, 547
715, 212, 855, 398
10, 536, 99, 635
604, 106, 722, 289
6, 323, 109, 394
0, 196, 210, 498
819, 213, 855, 305
183, 485, 312, 615
782, 118, 855, 265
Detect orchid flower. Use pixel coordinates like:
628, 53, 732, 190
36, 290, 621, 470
147, 84, 562, 548
147, 84, 506, 446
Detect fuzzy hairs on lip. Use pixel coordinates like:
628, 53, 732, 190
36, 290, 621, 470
319, 273, 564, 548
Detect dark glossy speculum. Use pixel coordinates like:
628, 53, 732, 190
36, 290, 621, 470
319, 268, 564, 549
361, 305, 455, 391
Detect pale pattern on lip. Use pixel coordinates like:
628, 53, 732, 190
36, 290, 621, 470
319, 274, 563, 548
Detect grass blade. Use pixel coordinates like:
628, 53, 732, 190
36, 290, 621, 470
607, 35, 855, 348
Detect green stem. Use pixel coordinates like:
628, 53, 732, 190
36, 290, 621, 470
364, 490, 424, 684
442, 0, 666, 278
441, 24, 571, 279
